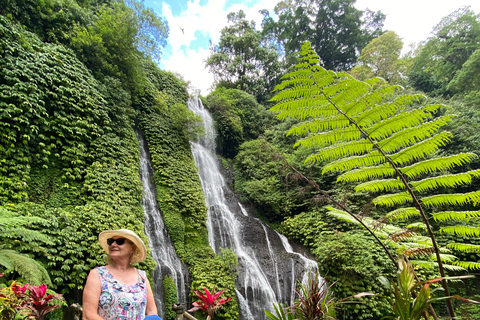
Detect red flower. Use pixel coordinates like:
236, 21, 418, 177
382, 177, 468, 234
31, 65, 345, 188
188, 288, 232, 319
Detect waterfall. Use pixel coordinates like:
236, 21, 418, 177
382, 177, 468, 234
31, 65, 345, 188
188, 96, 319, 319
136, 129, 188, 319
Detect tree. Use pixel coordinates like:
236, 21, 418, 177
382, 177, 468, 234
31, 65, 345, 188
350, 31, 411, 85
409, 7, 480, 96
206, 88, 266, 158
261, 0, 385, 71
270, 41, 480, 318
206, 10, 283, 102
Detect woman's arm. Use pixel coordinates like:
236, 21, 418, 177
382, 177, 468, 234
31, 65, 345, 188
145, 278, 158, 316
82, 269, 104, 320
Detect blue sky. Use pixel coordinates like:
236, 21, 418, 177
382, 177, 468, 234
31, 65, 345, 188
144, 0, 480, 95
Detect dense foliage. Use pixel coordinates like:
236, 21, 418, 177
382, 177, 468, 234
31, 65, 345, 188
0, 1, 238, 319
2, 0, 480, 319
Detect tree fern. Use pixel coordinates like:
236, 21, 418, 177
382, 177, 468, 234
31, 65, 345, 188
270, 41, 480, 318
0, 248, 51, 285
0, 207, 52, 284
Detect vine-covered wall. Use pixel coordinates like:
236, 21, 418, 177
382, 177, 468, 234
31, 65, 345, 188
0, 9, 239, 320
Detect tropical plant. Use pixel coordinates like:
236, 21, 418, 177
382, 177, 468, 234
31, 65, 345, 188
379, 257, 478, 320
266, 270, 374, 320
0, 207, 52, 285
0, 278, 64, 320
17, 283, 64, 320
188, 288, 233, 320
0, 279, 28, 319
269, 41, 480, 318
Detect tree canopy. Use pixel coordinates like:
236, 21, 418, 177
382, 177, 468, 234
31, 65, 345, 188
261, 0, 385, 70
206, 10, 283, 103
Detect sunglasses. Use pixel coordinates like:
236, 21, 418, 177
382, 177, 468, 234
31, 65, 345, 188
107, 238, 132, 246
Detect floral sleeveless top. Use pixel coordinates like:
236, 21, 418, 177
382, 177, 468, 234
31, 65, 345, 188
96, 266, 147, 320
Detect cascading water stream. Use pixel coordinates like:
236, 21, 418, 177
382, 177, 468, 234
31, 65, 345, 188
136, 129, 188, 319
188, 96, 320, 319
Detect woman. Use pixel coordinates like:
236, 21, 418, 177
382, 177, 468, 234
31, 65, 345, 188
83, 229, 159, 320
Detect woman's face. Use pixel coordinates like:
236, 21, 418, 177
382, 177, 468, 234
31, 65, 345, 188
107, 236, 134, 261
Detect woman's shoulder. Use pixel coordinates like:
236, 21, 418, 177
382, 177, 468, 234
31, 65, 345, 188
137, 268, 147, 278
95, 265, 107, 273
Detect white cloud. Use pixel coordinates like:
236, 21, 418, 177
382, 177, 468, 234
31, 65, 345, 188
159, 0, 279, 96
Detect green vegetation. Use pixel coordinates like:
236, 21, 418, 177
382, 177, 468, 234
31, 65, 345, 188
2, 0, 480, 319
0, 1, 236, 319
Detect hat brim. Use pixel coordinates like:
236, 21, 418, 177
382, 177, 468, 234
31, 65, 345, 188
98, 229, 147, 264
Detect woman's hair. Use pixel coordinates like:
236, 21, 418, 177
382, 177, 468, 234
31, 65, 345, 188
105, 244, 137, 265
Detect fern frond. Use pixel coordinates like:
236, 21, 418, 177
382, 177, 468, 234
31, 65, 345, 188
400, 153, 477, 179
326, 79, 371, 110
325, 207, 392, 237
321, 151, 385, 171
389, 229, 418, 243
355, 179, 404, 193
343, 84, 399, 117
411, 169, 480, 193
447, 243, 480, 253
433, 210, 480, 222
442, 264, 468, 272
390, 132, 453, 165
364, 108, 431, 140
422, 190, 480, 207
0, 227, 53, 245
306, 140, 373, 162
271, 85, 320, 102
294, 126, 361, 148
384, 207, 420, 221
403, 247, 435, 258
451, 261, 480, 270
405, 222, 427, 231
0, 249, 51, 285
410, 260, 437, 269
337, 164, 396, 182
375, 116, 452, 154
373, 192, 412, 207
287, 116, 350, 136
441, 226, 480, 237
273, 100, 338, 120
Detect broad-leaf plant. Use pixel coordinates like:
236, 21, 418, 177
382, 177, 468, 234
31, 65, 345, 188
269, 41, 480, 318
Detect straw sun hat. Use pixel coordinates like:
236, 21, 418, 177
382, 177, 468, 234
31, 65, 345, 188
98, 229, 147, 264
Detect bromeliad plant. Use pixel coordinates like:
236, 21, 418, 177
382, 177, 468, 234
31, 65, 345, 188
188, 288, 232, 320
269, 41, 480, 318
379, 257, 478, 320
266, 270, 374, 320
